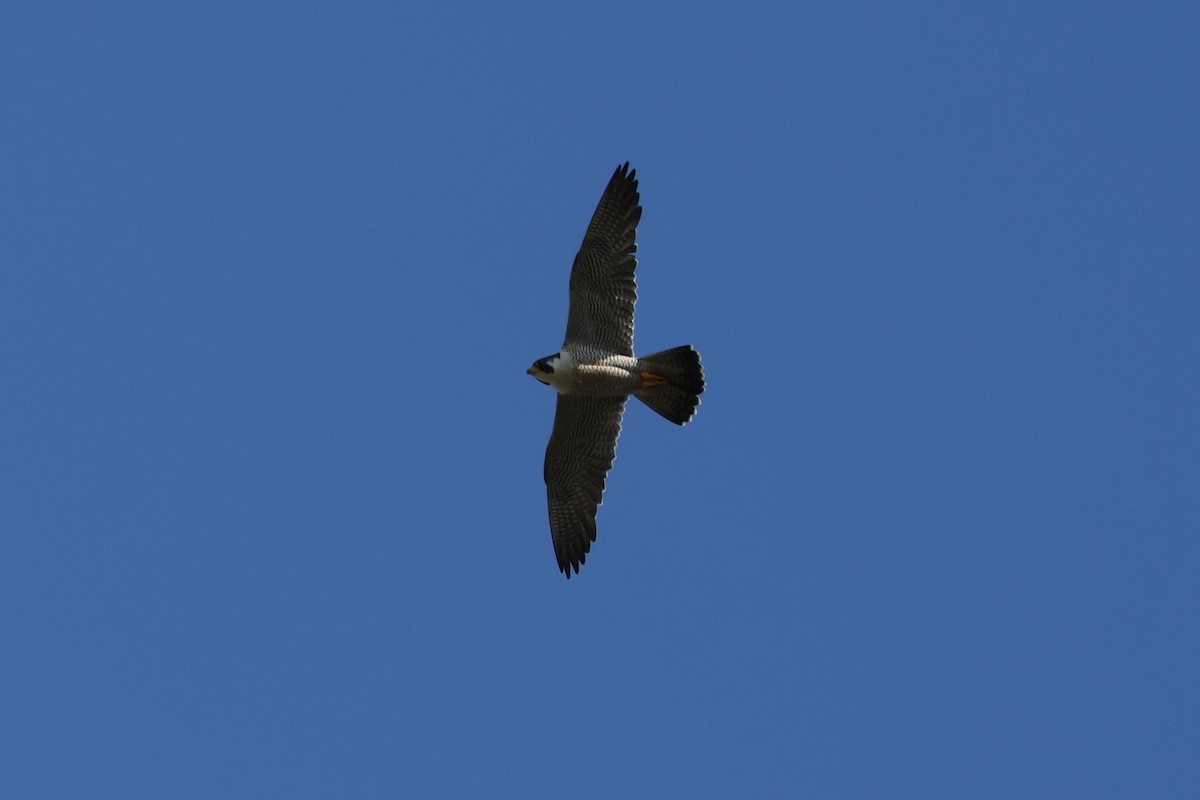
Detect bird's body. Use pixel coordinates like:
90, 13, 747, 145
528, 163, 704, 578
531, 350, 640, 395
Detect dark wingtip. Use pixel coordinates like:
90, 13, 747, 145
560, 558, 582, 579
611, 161, 637, 188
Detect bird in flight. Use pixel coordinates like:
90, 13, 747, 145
527, 163, 705, 578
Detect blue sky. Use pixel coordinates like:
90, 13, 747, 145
2, 2, 1197, 797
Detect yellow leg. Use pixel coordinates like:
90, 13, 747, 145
639, 372, 668, 387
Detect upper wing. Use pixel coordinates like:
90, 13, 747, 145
543, 394, 628, 577
563, 163, 642, 356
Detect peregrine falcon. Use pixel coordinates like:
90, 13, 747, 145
528, 163, 705, 578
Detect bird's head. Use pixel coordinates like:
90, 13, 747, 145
527, 351, 575, 391
527, 355, 557, 386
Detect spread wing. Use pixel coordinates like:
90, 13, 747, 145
543, 395, 628, 577
563, 163, 641, 356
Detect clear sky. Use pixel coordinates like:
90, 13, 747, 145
2, 2, 1197, 797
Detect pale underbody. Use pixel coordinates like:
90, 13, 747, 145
530, 350, 662, 396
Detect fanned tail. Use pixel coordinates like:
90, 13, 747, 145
633, 345, 705, 425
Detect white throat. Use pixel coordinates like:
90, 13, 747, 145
543, 350, 576, 393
